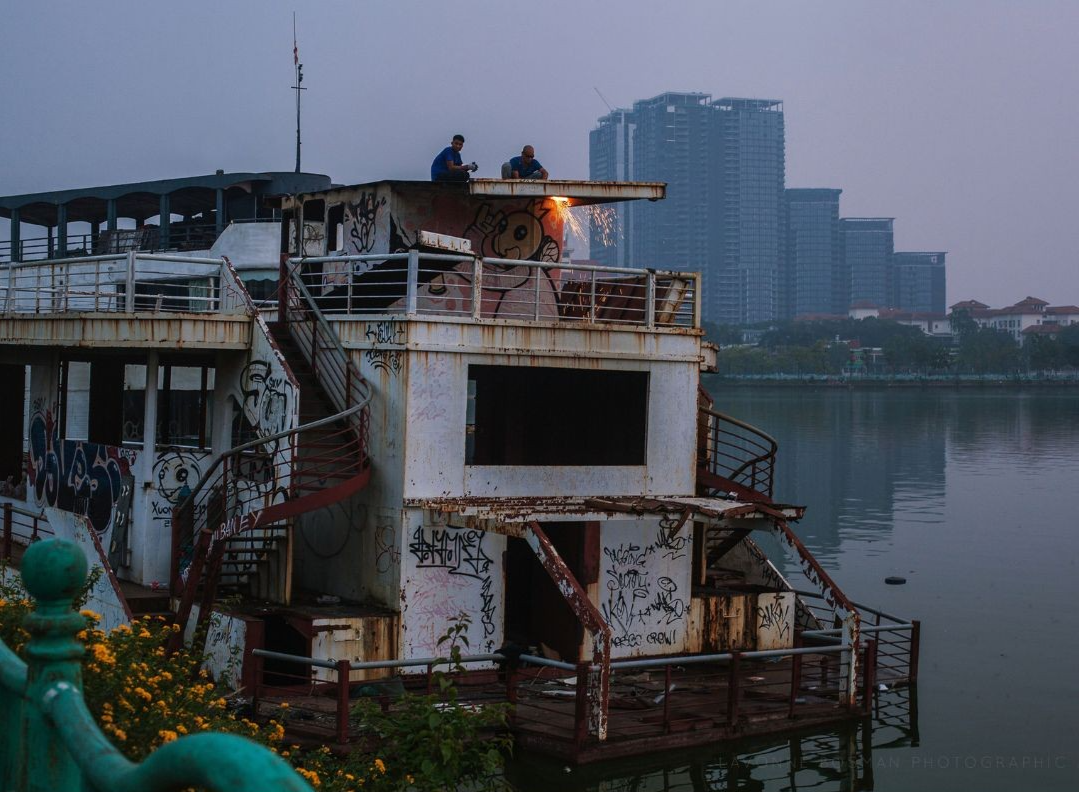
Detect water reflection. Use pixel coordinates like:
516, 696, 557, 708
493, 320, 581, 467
509, 388, 1079, 790
506, 688, 919, 792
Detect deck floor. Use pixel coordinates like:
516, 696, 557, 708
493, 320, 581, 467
253, 653, 866, 764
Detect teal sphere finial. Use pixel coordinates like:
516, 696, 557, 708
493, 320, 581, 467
21, 539, 88, 603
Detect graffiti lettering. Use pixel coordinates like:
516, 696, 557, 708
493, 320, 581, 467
601, 528, 690, 652
26, 400, 137, 535
407, 525, 492, 580
756, 596, 792, 640
364, 320, 405, 346
345, 192, 387, 256
239, 361, 296, 438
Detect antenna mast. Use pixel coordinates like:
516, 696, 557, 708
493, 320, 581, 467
293, 13, 306, 173
593, 86, 614, 113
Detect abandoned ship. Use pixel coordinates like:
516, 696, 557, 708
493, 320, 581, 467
0, 172, 919, 763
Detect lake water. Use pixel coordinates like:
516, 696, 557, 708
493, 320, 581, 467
507, 386, 1079, 791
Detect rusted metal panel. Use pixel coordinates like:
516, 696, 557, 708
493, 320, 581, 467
469, 179, 665, 204
413, 495, 803, 527
0, 315, 252, 349
310, 612, 398, 683
686, 593, 749, 654
417, 230, 473, 253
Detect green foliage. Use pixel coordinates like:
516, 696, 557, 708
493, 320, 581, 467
2, 577, 512, 791
348, 613, 512, 792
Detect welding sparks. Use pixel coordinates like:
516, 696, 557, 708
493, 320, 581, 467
548, 199, 621, 256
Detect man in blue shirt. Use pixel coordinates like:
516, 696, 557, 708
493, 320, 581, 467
507, 146, 548, 180
431, 134, 477, 181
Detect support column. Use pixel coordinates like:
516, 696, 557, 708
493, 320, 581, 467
9, 207, 20, 262
215, 187, 225, 238
158, 194, 170, 250
57, 204, 68, 257
106, 198, 117, 234
135, 352, 160, 585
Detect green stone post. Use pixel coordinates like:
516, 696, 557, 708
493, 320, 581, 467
18, 538, 88, 792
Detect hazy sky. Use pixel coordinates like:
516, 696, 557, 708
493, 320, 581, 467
3, 0, 1076, 306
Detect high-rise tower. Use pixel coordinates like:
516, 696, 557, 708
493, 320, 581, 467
842, 218, 895, 309
588, 93, 786, 326
785, 188, 843, 318
588, 108, 636, 269
709, 98, 786, 326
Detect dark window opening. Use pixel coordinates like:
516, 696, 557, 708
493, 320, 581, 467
467, 365, 648, 466
260, 615, 310, 687
327, 203, 345, 252
504, 523, 596, 662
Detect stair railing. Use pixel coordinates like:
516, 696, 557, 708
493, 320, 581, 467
169, 259, 372, 649
697, 406, 778, 501
278, 255, 370, 439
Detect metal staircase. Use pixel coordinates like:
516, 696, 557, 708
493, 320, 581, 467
169, 260, 371, 648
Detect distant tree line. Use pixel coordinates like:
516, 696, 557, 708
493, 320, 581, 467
703, 312, 1079, 377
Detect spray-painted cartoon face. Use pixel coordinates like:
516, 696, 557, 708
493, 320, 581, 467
489, 209, 545, 259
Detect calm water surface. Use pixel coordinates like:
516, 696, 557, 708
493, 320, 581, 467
507, 386, 1079, 791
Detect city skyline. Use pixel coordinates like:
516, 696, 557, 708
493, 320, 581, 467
2, 1, 1076, 306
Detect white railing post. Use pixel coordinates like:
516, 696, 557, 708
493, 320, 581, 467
533, 264, 542, 320
693, 273, 702, 328
406, 249, 419, 316
3, 263, 12, 313
217, 260, 226, 314
125, 252, 137, 312
645, 271, 656, 328
472, 256, 483, 319
589, 269, 597, 323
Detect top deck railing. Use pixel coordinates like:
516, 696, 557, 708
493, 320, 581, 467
0, 249, 702, 330
288, 252, 701, 329
0, 223, 222, 263
0, 252, 246, 315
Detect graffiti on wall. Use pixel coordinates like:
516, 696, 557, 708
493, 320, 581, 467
600, 526, 690, 651
463, 203, 560, 262
26, 399, 138, 536
239, 360, 296, 438
377, 197, 563, 319
364, 320, 404, 376
345, 192, 388, 256
149, 448, 210, 529
407, 519, 498, 652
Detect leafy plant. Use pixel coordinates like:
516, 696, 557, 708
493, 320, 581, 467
349, 612, 512, 791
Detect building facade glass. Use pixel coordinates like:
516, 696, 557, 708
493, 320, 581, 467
842, 218, 894, 309
893, 252, 946, 313
785, 188, 843, 318
588, 93, 786, 326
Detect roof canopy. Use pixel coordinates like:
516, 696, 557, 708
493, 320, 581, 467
1, 171, 331, 227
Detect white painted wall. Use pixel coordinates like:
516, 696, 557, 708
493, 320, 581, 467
399, 507, 505, 660
598, 519, 693, 658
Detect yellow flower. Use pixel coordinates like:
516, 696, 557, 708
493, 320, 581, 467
374, 758, 386, 774
90, 644, 116, 665
158, 729, 179, 744
175, 724, 188, 735
296, 768, 321, 787
79, 609, 102, 623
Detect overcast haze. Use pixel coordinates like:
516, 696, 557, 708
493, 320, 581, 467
3, 0, 1076, 307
